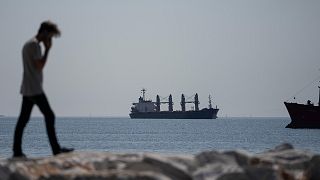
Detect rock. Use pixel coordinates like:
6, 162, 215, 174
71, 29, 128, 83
216, 167, 280, 180
0, 144, 317, 180
193, 150, 252, 180
304, 155, 320, 180
222, 150, 252, 167
255, 148, 313, 170
267, 143, 294, 153
39, 170, 170, 180
242, 166, 293, 180
196, 151, 239, 167
143, 154, 192, 180
123, 153, 193, 180
193, 163, 243, 180
0, 159, 35, 180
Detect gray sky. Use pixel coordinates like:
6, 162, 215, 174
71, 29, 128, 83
1, 0, 320, 117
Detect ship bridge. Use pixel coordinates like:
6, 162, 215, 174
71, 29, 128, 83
131, 89, 156, 113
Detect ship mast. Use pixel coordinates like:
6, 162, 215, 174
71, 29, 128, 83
141, 88, 146, 101
208, 95, 212, 109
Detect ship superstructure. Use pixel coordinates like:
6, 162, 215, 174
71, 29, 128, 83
130, 89, 219, 119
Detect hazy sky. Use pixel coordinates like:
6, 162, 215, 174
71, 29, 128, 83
1, 0, 320, 117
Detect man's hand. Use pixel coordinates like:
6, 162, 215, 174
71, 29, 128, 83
44, 37, 52, 50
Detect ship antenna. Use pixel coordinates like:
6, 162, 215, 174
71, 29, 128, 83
208, 95, 212, 109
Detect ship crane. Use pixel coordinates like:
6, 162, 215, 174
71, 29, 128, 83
156, 94, 174, 112
180, 93, 200, 111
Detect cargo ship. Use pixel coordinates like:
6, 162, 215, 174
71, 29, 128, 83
284, 86, 320, 128
129, 89, 219, 119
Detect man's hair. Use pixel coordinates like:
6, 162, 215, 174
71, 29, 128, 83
38, 21, 61, 37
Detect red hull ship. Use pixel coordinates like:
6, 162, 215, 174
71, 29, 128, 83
284, 86, 320, 128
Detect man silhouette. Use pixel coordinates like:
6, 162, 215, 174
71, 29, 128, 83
13, 21, 73, 157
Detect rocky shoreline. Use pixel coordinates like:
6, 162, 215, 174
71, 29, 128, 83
0, 144, 319, 180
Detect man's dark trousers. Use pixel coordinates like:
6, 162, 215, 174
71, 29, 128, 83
13, 93, 60, 154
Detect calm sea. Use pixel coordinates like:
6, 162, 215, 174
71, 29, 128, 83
0, 117, 319, 157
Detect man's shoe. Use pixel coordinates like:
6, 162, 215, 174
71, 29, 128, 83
13, 152, 27, 158
53, 147, 74, 155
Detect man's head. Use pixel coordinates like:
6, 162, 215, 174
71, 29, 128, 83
37, 21, 61, 39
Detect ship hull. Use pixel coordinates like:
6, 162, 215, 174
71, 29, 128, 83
130, 108, 219, 119
284, 102, 320, 128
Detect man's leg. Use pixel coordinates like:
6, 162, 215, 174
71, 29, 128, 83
33, 94, 61, 154
13, 97, 34, 156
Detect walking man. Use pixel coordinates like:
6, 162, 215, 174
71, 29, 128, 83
13, 21, 73, 157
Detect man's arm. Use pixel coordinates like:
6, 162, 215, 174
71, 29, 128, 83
34, 38, 52, 71
34, 48, 50, 70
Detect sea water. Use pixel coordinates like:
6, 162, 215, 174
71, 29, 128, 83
0, 117, 319, 157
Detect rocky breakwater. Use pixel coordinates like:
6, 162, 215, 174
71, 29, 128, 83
0, 144, 319, 180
